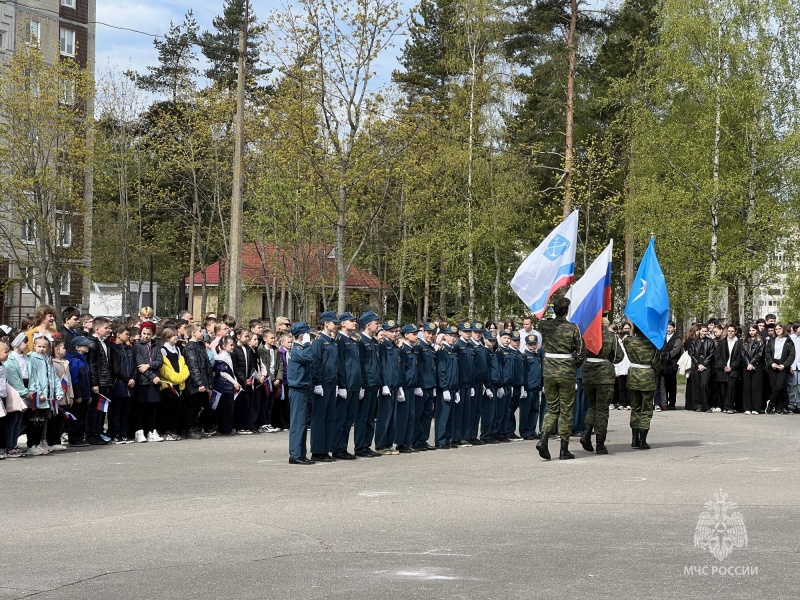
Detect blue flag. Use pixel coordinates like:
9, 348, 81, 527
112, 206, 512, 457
625, 237, 669, 348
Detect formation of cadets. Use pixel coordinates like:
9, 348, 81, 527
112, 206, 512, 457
0, 297, 668, 464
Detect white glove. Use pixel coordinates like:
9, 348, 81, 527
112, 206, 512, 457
443, 390, 451, 401
486, 388, 494, 399
413, 387, 423, 397
359, 388, 365, 399
337, 388, 347, 399
398, 389, 405, 402
455, 392, 461, 404
521, 388, 528, 399
302, 333, 311, 345
498, 387, 505, 398
381, 385, 390, 396
470, 388, 475, 397
314, 385, 323, 396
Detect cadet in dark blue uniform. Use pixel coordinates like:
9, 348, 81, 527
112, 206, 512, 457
481, 330, 499, 443
506, 331, 525, 440
287, 322, 315, 465
395, 324, 418, 453
436, 325, 459, 449
311, 311, 340, 462
412, 323, 437, 450
376, 320, 401, 454
494, 330, 513, 442
521, 334, 543, 440
333, 312, 360, 460
453, 322, 475, 447
469, 322, 489, 444
355, 311, 382, 458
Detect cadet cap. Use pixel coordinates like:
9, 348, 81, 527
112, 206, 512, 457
382, 319, 400, 331
442, 325, 458, 335
458, 321, 473, 332
290, 322, 312, 337
525, 334, 538, 345
358, 311, 381, 328
319, 311, 340, 324
421, 322, 437, 332
400, 324, 417, 335
338, 312, 356, 323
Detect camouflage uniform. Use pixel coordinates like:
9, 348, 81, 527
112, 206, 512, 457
540, 316, 586, 442
623, 334, 661, 432
583, 329, 624, 437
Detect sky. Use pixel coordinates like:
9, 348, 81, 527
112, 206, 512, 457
95, 0, 410, 89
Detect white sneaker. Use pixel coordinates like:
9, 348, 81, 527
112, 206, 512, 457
148, 430, 164, 442
654, 405, 662, 412
163, 432, 181, 441
40, 442, 53, 454
744, 411, 751, 415
27, 445, 46, 456
135, 430, 147, 443
713, 407, 722, 413
49, 444, 67, 451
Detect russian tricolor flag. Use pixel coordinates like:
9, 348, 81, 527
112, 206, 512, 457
97, 395, 111, 413
567, 240, 613, 354
511, 211, 579, 318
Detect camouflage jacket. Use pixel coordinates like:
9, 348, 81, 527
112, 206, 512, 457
540, 316, 586, 381
582, 328, 624, 385
623, 334, 661, 391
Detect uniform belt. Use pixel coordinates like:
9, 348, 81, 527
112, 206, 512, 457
585, 358, 607, 363
546, 353, 573, 359
629, 363, 651, 369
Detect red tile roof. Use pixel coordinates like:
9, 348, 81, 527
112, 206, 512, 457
185, 243, 382, 290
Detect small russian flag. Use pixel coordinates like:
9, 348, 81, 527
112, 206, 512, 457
167, 383, 180, 397
210, 390, 221, 410
61, 377, 69, 397
51, 398, 60, 416
97, 394, 111, 413
61, 410, 77, 421
246, 373, 255, 386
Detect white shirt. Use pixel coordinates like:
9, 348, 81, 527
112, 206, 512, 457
519, 328, 541, 346
726, 338, 736, 368
774, 337, 787, 362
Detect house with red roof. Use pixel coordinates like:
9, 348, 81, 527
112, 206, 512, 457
185, 243, 382, 324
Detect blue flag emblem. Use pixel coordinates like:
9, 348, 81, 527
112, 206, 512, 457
544, 235, 570, 261
625, 237, 669, 348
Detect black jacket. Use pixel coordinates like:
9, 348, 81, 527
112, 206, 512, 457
661, 333, 682, 375
88, 336, 114, 388
111, 342, 137, 397
688, 337, 715, 369
741, 338, 765, 369
231, 344, 257, 386
185, 340, 213, 395
133, 340, 163, 386
714, 338, 742, 381
765, 337, 795, 372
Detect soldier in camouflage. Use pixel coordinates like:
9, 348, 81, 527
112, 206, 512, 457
623, 324, 661, 449
536, 296, 586, 460
580, 316, 624, 455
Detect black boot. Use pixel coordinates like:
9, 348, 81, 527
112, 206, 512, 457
638, 429, 650, 449
631, 428, 640, 448
595, 434, 608, 455
536, 430, 551, 460
559, 438, 575, 460
580, 425, 594, 452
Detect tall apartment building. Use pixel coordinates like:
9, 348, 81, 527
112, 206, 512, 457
0, 0, 96, 326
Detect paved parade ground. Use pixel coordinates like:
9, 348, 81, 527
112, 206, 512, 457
3, 394, 799, 600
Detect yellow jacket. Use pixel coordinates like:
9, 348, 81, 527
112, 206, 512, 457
159, 353, 190, 392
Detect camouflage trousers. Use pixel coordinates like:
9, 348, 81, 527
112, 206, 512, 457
542, 378, 575, 442
583, 383, 614, 436
629, 389, 654, 431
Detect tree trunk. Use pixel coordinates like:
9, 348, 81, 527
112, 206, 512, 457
562, 0, 578, 216
423, 244, 430, 322
336, 174, 347, 314
709, 16, 722, 311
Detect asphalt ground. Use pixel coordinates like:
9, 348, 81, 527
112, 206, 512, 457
2, 389, 799, 600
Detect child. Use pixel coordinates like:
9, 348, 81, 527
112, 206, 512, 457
58, 307, 81, 358
133, 321, 164, 443
109, 325, 136, 444
6, 334, 34, 455
287, 322, 314, 464
231, 329, 256, 434
158, 327, 189, 441
213, 337, 239, 435
248, 331, 267, 433
259, 329, 282, 433
138, 307, 154, 325
184, 324, 212, 439
67, 337, 92, 447
87, 317, 114, 445
47, 338, 72, 451
0, 341, 14, 457
79, 313, 94, 337
28, 336, 64, 455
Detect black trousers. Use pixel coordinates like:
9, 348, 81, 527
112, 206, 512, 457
768, 369, 789, 411
136, 403, 158, 434
68, 398, 88, 443
691, 368, 710, 411
663, 373, 677, 407
159, 389, 182, 433
185, 392, 205, 429
723, 378, 739, 411
742, 369, 762, 413
109, 395, 132, 439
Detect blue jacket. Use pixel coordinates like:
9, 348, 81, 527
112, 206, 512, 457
5, 352, 32, 397
67, 350, 91, 401
379, 339, 401, 389
497, 345, 514, 387
357, 333, 381, 390
524, 348, 543, 390
472, 340, 489, 386
437, 343, 459, 391
213, 358, 236, 395
337, 334, 362, 391
511, 348, 525, 386
400, 342, 417, 389
412, 339, 437, 389
29, 352, 63, 409
288, 342, 314, 389
311, 332, 339, 386
111, 342, 137, 398
486, 346, 499, 387
455, 337, 474, 388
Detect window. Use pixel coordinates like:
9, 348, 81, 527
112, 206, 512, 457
60, 272, 71, 296
60, 79, 76, 106
22, 218, 36, 244
0, 30, 6, 50
21, 267, 37, 294
57, 217, 72, 248
25, 20, 40, 46
60, 28, 75, 57
61, 0, 76, 7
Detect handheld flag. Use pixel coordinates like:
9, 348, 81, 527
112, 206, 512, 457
51, 398, 60, 416
210, 390, 221, 410
625, 237, 670, 348
97, 394, 111, 413
167, 383, 180, 397
511, 211, 579, 318
567, 240, 613, 354
246, 373, 255, 387
61, 410, 77, 421
61, 377, 69, 397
